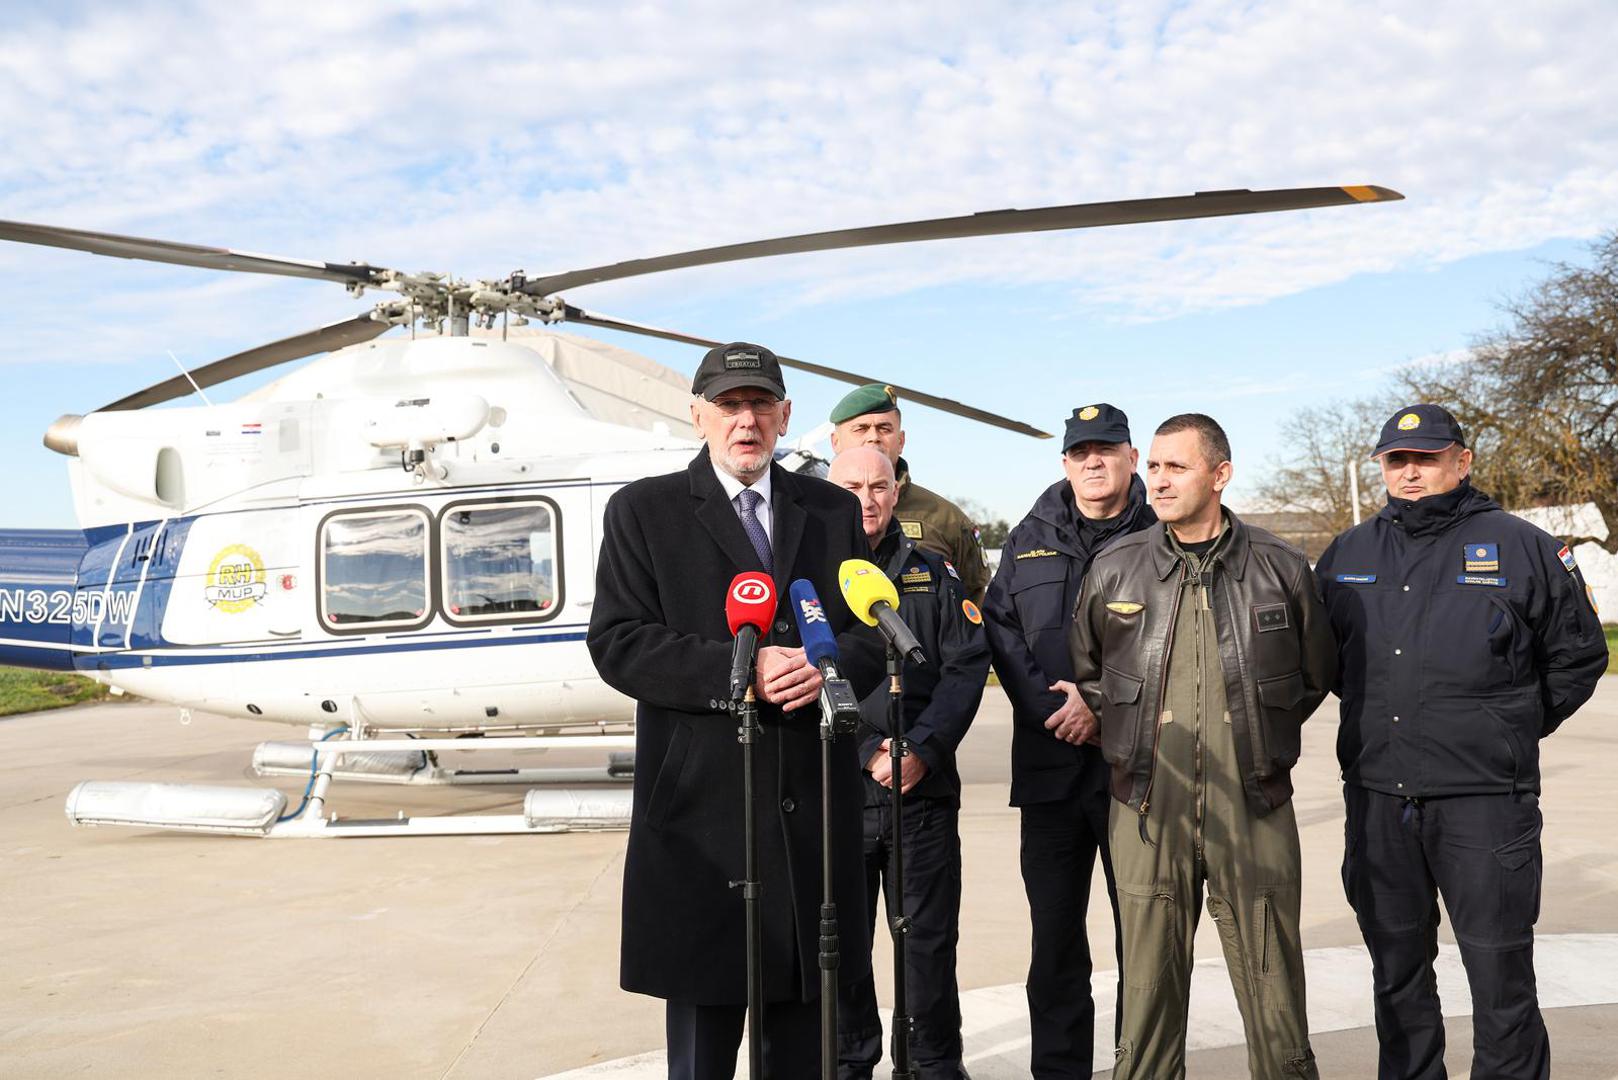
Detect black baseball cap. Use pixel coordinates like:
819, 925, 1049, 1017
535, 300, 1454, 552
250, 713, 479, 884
1372, 403, 1467, 457
691, 342, 787, 400
1062, 403, 1132, 452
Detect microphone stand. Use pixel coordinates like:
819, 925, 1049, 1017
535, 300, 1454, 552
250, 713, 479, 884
885, 644, 916, 1080
819, 688, 841, 1080
731, 684, 766, 1080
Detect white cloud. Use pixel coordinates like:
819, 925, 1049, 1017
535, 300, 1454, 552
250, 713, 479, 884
0, 0, 1613, 375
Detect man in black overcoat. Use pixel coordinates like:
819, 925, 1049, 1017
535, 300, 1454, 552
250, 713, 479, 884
588, 342, 885, 1080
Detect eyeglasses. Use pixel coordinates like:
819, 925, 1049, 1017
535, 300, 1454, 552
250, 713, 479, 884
710, 396, 783, 417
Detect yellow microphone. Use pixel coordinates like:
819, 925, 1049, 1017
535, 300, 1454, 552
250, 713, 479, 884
838, 558, 927, 663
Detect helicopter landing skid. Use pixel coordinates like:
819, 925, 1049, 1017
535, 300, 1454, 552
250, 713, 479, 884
251, 740, 635, 787
66, 734, 637, 838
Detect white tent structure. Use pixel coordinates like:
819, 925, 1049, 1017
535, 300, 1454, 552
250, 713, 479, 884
1511, 503, 1617, 621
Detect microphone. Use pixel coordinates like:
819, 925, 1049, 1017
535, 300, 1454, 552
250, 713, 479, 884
726, 572, 776, 702
788, 579, 863, 733
837, 558, 927, 664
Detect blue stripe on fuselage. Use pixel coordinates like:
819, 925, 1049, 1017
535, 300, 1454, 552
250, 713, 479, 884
74, 628, 590, 670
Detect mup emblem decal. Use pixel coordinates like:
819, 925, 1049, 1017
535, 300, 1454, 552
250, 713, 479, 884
205, 544, 268, 613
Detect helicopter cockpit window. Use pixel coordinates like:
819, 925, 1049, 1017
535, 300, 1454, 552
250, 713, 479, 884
441, 499, 560, 623
319, 509, 432, 631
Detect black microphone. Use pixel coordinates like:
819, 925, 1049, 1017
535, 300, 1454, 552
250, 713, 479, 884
789, 579, 863, 733
726, 572, 776, 702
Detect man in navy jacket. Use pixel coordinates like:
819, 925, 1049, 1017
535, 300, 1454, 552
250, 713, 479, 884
982, 404, 1155, 1078
1317, 403, 1608, 1080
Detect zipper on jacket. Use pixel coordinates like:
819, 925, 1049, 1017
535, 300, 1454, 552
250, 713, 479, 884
1139, 561, 1189, 825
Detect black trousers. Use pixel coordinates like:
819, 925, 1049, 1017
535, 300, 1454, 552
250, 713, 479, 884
837, 796, 965, 1080
1018, 757, 1122, 1079
666, 997, 821, 1080
1342, 785, 1548, 1080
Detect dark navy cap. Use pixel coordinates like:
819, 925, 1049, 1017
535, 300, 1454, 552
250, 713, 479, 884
1372, 403, 1467, 456
1062, 403, 1131, 452
691, 342, 787, 400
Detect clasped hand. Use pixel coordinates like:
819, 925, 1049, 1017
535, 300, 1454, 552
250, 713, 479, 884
753, 646, 823, 712
1044, 679, 1099, 745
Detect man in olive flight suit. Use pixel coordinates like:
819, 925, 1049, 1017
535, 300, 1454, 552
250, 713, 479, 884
830, 384, 990, 605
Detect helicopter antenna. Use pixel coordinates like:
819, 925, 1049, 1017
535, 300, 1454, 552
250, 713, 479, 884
165, 350, 214, 406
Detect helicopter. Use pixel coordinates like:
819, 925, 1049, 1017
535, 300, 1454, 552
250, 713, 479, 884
0, 184, 1401, 837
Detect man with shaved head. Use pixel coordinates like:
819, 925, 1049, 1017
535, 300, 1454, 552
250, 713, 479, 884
828, 445, 990, 1080
830, 384, 989, 604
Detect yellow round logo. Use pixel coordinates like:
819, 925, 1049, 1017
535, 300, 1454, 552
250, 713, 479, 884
961, 599, 982, 625
206, 544, 267, 614
1397, 413, 1421, 431
1078, 406, 1100, 421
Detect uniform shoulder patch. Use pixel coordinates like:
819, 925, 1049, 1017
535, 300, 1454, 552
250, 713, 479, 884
1587, 583, 1600, 617
961, 599, 982, 625
900, 520, 923, 539
942, 559, 960, 580
1558, 545, 1578, 573
1106, 601, 1144, 615
1463, 542, 1499, 573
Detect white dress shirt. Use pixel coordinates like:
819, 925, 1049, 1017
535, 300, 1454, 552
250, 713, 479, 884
711, 460, 773, 544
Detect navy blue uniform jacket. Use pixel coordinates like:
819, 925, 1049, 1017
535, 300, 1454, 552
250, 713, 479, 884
983, 476, 1155, 806
1316, 480, 1607, 797
587, 447, 884, 1005
855, 522, 990, 807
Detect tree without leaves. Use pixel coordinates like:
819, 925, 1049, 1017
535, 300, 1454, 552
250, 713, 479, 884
952, 497, 1011, 550
1253, 395, 1393, 534
1402, 231, 1618, 552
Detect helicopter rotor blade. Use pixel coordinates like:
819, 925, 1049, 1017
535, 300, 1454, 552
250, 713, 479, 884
561, 304, 1052, 440
523, 185, 1402, 297
100, 313, 392, 411
0, 218, 385, 286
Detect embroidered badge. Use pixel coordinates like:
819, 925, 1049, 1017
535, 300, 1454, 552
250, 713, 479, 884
900, 520, 923, 539
1016, 548, 1060, 560
1335, 573, 1377, 584
1397, 412, 1421, 431
961, 599, 983, 625
1253, 603, 1290, 632
1463, 542, 1499, 573
1106, 601, 1144, 615
1587, 583, 1600, 616
1456, 574, 1508, 588
1558, 545, 1578, 573
901, 567, 932, 587
1078, 405, 1100, 421
942, 560, 960, 581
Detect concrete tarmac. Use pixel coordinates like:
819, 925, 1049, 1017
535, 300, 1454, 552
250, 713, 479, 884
2, 681, 1616, 1078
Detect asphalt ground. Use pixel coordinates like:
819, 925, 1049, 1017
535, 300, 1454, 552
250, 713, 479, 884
2, 681, 1616, 1079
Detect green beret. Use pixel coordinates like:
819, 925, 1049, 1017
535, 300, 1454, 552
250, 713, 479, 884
830, 383, 900, 425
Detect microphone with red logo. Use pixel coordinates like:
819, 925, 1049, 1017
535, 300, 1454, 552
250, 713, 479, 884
726, 572, 777, 702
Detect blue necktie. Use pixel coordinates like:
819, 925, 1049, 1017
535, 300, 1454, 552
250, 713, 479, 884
737, 489, 773, 574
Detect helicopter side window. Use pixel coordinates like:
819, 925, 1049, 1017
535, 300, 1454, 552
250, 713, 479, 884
440, 499, 561, 624
319, 508, 432, 631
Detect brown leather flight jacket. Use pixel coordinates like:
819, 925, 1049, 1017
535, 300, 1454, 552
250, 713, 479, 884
1069, 511, 1338, 817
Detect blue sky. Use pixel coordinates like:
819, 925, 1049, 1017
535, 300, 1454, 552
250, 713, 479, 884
2, 1, 1614, 530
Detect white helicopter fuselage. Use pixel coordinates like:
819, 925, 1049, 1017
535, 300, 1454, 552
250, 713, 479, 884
6, 335, 720, 733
